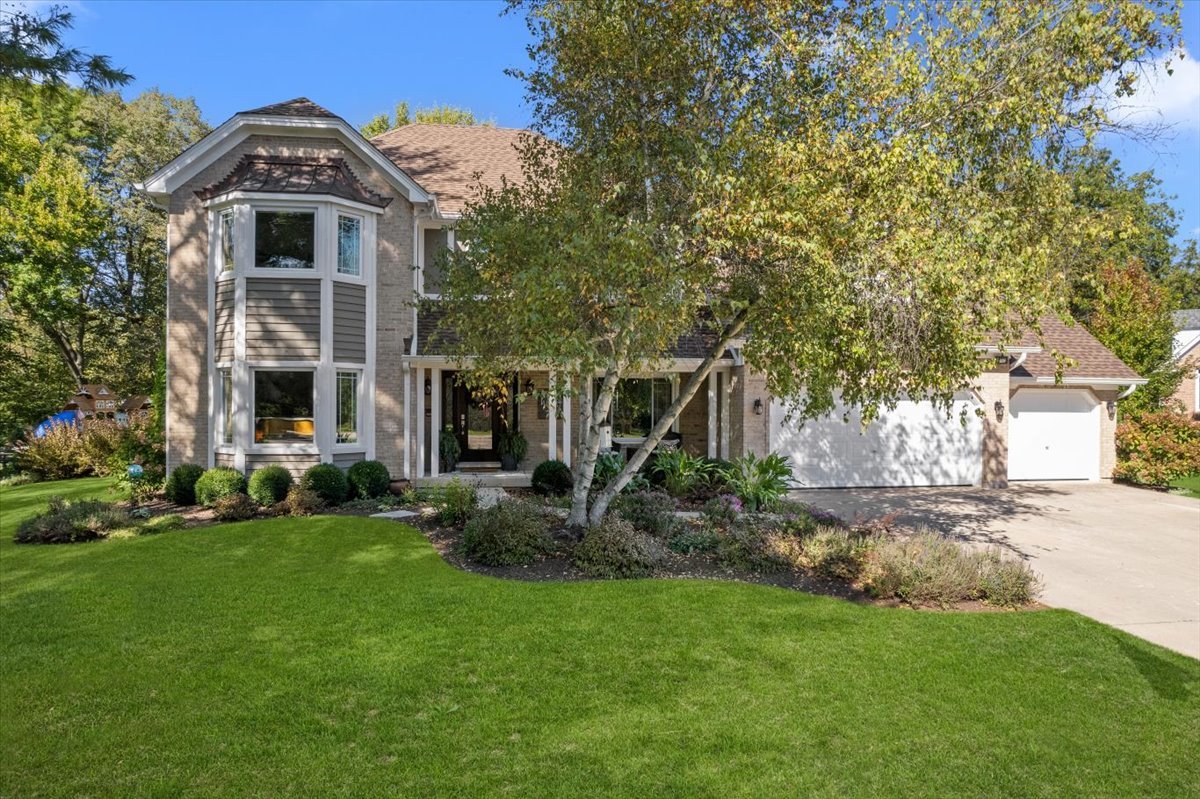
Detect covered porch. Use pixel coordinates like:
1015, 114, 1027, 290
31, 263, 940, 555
402, 360, 745, 486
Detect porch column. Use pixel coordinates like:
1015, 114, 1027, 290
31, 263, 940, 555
548, 372, 558, 461
403, 363, 411, 479
720, 370, 731, 460
430, 367, 441, 477
562, 376, 571, 468
416, 366, 425, 478
707, 370, 718, 458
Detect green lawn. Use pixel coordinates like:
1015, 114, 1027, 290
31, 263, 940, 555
2, 480, 1198, 797
1169, 473, 1200, 500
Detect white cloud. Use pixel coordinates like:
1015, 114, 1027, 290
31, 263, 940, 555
1103, 47, 1200, 131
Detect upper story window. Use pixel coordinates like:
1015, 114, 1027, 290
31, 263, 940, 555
422, 227, 450, 295
255, 210, 315, 269
337, 214, 362, 276
219, 210, 235, 273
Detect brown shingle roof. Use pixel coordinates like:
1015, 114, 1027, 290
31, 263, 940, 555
242, 97, 339, 119
195, 156, 392, 207
1012, 315, 1141, 382
370, 124, 528, 215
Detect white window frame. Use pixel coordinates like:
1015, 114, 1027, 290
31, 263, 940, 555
605, 375, 678, 445
336, 212, 364, 278
334, 369, 363, 447
249, 366, 319, 454
247, 205, 323, 277
218, 367, 234, 448
218, 209, 235, 275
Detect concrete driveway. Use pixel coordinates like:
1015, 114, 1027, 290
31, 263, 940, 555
794, 482, 1200, 658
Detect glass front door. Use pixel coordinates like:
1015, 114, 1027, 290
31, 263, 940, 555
444, 373, 513, 461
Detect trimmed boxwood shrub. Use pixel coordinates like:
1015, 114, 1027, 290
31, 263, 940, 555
462, 499, 553, 566
164, 463, 205, 506
247, 465, 293, 506
194, 467, 246, 507
300, 463, 349, 505
347, 459, 390, 499
532, 459, 573, 496
573, 518, 666, 579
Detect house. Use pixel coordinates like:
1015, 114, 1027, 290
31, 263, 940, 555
139, 98, 1145, 487
1172, 309, 1200, 419
116, 395, 152, 426
63, 384, 120, 419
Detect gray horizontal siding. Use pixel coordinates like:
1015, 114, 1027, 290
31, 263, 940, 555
332, 451, 365, 469
245, 452, 320, 478
245, 278, 320, 361
215, 452, 235, 469
332, 282, 367, 362
214, 281, 235, 362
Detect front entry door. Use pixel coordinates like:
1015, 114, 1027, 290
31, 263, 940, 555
447, 378, 504, 461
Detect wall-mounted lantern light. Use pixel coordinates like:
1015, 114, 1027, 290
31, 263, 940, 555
994, 400, 1004, 421
753, 398, 764, 416
1106, 400, 1116, 419
424, 379, 431, 395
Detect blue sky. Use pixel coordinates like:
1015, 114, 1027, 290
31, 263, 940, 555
62, 0, 1200, 243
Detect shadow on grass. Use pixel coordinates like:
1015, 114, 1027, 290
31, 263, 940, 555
1111, 631, 1198, 701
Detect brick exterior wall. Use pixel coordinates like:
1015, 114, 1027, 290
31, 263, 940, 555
1171, 345, 1199, 418
976, 366, 1010, 488
165, 133, 414, 475
1096, 388, 1120, 480
730, 366, 770, 458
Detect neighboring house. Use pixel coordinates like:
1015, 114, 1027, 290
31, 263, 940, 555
116, 395, 152, 426
139, 98, 1145, 487
1171, 309, 1200, 419
63, 384, 120, 419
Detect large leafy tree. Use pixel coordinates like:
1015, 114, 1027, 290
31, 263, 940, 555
438, 0, 1180, 527
0, 2, 131, 93
360, 101, 493, 137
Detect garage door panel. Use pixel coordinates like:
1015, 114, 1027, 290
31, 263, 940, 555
1007, 389, 1099, 481
771, 396, 983, 488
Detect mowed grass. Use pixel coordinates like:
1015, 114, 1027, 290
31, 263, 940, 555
1, 480, 1198, 798
1169, 473, 1200, 500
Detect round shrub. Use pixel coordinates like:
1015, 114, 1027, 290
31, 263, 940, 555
532, 459, 573, 496
573, 517, 666, 579
212, 493, 258, 522
462, 499, 553, 566
194, 467, 246, 507
612, 489, 678, 539
300, 463, 349, 505
247, 465, 293, 506
164, 463, 205, 506
347, 459, 390, 499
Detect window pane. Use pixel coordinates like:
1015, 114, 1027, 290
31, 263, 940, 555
423, 227, 448, 294
221, 370, 233, 444
220, 212, 235, 272
337, 215, 361, 276
613, 378, 653, 438
255, 211, 315, 269
254, 371, 314, 443
336, 371, 359, 444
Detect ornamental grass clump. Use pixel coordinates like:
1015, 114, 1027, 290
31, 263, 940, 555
573, 518, 666, 579
802, 526, 870, 580
14, 497, 130, 544
462, 499, 553, 566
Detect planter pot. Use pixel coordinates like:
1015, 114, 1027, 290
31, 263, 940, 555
500, 453, 519, 471
441, 457, 457, 474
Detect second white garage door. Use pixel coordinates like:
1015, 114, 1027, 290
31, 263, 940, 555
1007, 388, 1100, 481
770, 395, 983, 488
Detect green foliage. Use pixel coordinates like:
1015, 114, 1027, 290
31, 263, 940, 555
248, 466, 294, 507
497, 429, 528, 462
438, 430, 461, 467
15, 424, 87, 479
591, 451, 624, 488
14, 495, 129, 544
802, 527, 868, 580
715, 521, 801, 574
432, 478, 477, 526
720, 453, 792, 512
532, 459, 573, 496
0, 4, 131, 93
300, 464, 349, 506
668, 525, 720, 555
1114, 409, 1200, 486
462, 499, 553, 566
347, 460, 390, 499
573, 517, 665, 579
164, 464, 204, 506
651, 449, 715, 498
194, 467, 246, 507
283, 487, 323, 517
212, 493, 258, 522
358, 100, 492, 137
700, 494, 742, 527
611, 489, 678, 539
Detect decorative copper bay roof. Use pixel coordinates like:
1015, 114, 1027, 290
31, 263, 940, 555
195, 156, 392, 208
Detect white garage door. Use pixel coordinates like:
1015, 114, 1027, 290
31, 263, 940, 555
1007, 389, 1100, 481
770, 394, 983, 488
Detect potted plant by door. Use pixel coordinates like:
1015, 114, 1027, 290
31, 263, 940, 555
439, 429, 461, 473
497, 429, 528, 471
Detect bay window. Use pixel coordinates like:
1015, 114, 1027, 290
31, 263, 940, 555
336, 371, 359, 444
337, 214, 362, 276
254, 371, 315, 443
255, 210, 315, 269
220, 368, 233, 445
219, 210, 235, 273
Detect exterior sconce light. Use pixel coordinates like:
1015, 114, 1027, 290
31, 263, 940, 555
424, 379, 431, 395
753, 399, 764, 416
1106, 400, 1116, 419
994, 400, 1004, 421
